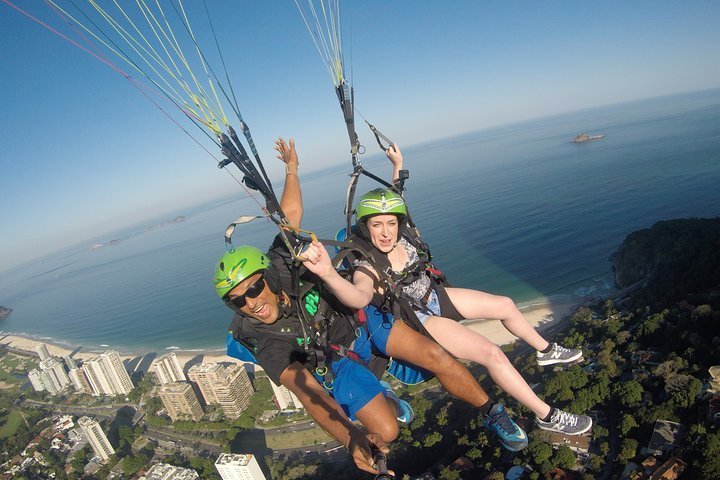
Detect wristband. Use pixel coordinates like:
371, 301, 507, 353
285, 162, 299, 175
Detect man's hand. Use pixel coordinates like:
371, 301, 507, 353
348, 432, 392, 475
386, 144, 403, 169
275, 137, 298, 165
300, 240, 334, 279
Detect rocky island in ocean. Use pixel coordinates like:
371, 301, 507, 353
571, 132, 605, 143
0, 306, 12, 319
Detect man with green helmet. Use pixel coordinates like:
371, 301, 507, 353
215, 138, 411, 475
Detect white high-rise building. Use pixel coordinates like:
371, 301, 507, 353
268, 378, 303, 410
40, 357, 71, 390
28, 369, 47, 392
152, 352, 186, 385
65, 356, 78, 370
187, 363, 253, 419
141, 462, 199, 480
69, 367, 93, 394
78, 416, 115, 461
31, 369, 61, 394
214, 453, 266, 480
36, 343, 51, 361
84, 350, 134, 396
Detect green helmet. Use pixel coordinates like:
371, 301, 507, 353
213, 246, 269, 299
356, 188, 407, 221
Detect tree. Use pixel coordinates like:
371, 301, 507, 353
437, 404, 450, 427
689, 432, 720, 478
409, 397, 432, 429
614, 380, 643, 407
588, 454, 605, 472
438, 466, 461, 480
619, 414, 638, 436
117, 424, 135, 454
592, 424, 609, 440
121, 453, 149, 476
423, 431, 442, 447
527, 440, 552, 465
553, 446, 576, 470
669, 376, 702, 408
617, 438, 638, 463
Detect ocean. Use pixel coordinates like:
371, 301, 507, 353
1, 89, 719, 352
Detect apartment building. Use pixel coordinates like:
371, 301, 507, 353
268, 378, 303, 411
214, 453, 266, 480
188, 363, 253, 419
151, 352, 186, 385
157, 381, 204, 421
78, 416, 115, 461
84, 350, 134, 396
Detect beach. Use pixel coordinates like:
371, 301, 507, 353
0, 298, 576, 376
0, 333, 248, 375
462, 298, 577, 345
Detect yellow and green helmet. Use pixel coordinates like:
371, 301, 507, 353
213, 246, 269, 299
356, 188, 407, 222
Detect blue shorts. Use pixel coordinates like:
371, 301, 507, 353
316, 306, 431, 419
314, 311, 391, 420
414, 289, 441, 325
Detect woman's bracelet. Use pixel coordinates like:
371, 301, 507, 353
285, 162, 299, 175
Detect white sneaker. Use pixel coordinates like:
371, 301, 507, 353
535, 408, 593, 435
536, 343, 583, 366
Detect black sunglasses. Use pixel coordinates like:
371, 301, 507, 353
229, 274, 266, 309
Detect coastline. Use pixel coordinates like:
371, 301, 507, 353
461, 295, 579, 346
0, 295, 582, 375
0, 332, 248, 375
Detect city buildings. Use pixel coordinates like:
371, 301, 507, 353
187, 363, 253, 419
151, 352, 186, 385
269, 378, 303, 411
68, 367, 93, 394
36, 343, 51, 361
140, 462, 199, 480
28, 356, 71, 395
214, 453, 266, 480
40, 357, 71, 390
28, 369, 53, 394
83, 350, 134, 396
64, 355, 78, 370
77, 416, 115, 462
157, 382, 204, 421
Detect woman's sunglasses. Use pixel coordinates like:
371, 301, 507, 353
229, 274, 266, 309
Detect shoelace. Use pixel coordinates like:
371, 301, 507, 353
552, 409, 578, 427
489, 408, 518, 434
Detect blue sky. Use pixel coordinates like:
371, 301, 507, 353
1, 0, 719, 272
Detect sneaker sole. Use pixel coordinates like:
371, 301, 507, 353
537, 353, 584, 366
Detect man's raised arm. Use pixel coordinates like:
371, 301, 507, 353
275, 138, 302, 228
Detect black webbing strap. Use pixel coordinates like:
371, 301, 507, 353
365, 120, 394, 152
336, 82, 360, 155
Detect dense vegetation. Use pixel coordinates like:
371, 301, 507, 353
269, 217, 720, 479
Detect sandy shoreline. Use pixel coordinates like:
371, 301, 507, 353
0, 296, 579, 374
462, 296, 578, 345
0, 333, 248, 374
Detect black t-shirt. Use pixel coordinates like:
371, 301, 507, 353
231, 234, 356, 385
